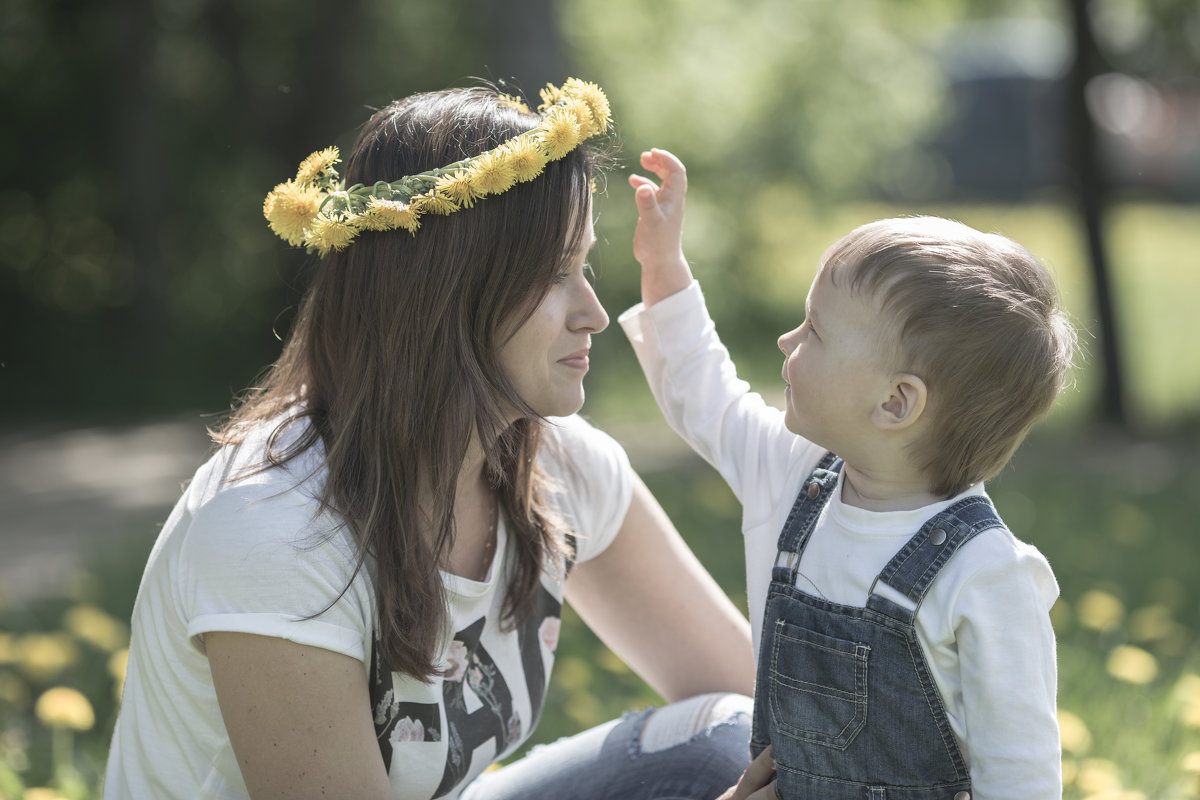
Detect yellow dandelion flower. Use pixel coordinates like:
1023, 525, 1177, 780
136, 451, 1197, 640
264, 180, 324, 247
24, 789, 70, 800
503, 135, 549, 183
64, 604, 129, 652
536, 106, 581, 161
35, 686, 94, 731
411, 192, 460, 216
1106, 644, 1158, 684
294, 147, 340, 185
109, 647, 129, 701
1077, 589, 1124, 632
565, 99, 594, 133
362, 197, 421, 234
563, 78, 611, 135
304, 216, 358, 255
1056, 708, 1092, 755
435, 170, 481, 208
1076, 758, 1121, 794
17, 633, 79, 681
538, 82, 565, 111
467, 149, 517, 196
1175, 673, 1200, 728
497, 94, 532, 115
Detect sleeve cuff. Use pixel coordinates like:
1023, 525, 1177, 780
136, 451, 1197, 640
188, 612, 367, 663
618, 281, 707, 349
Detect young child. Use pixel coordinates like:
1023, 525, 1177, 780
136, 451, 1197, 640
620, 149, 1075, 800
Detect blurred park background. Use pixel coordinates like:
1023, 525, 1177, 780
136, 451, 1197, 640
1, 0, 1199, 797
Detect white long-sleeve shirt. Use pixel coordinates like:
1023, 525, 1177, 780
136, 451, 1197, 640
620, 282, 1061, 799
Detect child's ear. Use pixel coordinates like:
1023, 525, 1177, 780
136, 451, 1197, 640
873, 373, 927, 430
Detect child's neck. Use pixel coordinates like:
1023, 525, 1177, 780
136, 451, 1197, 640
840, 461, 944, 512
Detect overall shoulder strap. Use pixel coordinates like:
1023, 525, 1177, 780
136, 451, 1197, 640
773, 452, 842, 581
870, 496, 1003, 615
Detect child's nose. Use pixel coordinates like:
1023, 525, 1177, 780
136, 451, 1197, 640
778, 328, 799, 356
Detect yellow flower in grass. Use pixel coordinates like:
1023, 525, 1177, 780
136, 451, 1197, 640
503, 135, 549, 183
536, 105, 581, 161
264, 180, 324, 247
563, 78, 611, 135
467, 149, 517, 197
109, 647, 130, 700
17, 633, 79, 681
1175, 673, 1200, 727
435, 171, 481, 209
1077, 589, 1124, 632
362, 197, 421, 234
294, 146, 340, 185
304, 216, 358, 255
35, 687, 94, 731
1106, 645, 1158, 684
1056, 708, 1092, 755
1075, 758, 1121, 794
64, 604, 129, 652
24, 789, 70, 800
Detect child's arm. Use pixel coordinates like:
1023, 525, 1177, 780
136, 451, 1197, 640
629, 148, 694, 306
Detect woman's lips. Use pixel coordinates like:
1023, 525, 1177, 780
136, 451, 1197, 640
558, 350, 590, 369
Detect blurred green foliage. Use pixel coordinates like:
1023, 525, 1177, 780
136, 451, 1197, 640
3, 0, 1196, 425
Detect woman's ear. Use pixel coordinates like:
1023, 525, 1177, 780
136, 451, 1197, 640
872, 373, 927, 430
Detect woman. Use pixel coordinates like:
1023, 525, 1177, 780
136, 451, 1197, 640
103, 80, 760, 799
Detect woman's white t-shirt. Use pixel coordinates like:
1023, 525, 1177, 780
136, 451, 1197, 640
103, 414, 634, 800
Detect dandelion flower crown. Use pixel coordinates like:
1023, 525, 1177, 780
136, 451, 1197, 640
263, 78, 611, 256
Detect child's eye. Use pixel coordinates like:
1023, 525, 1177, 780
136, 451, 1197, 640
553, 270, 571, 285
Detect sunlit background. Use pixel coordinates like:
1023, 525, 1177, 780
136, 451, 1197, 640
1, 1, 1198, 797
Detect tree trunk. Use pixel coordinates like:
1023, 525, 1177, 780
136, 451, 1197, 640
477, 0, 565, 96
1065, 0, 1128, 425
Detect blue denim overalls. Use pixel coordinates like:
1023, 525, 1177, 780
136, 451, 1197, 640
750, 453, 1002, 800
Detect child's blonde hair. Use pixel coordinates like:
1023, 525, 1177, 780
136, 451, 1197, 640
820, 216, 1076, 497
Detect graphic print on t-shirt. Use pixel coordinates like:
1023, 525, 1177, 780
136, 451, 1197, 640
370, 584, 563, 798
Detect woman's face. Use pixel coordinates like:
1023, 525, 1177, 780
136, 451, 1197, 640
497, 214, 608, 419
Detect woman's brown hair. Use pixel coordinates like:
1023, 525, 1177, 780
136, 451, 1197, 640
214, 86, 600, 679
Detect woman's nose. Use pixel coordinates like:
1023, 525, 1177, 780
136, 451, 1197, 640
575, 282, 609, 333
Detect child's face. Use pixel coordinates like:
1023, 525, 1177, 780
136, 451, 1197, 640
777, 268, 895, 450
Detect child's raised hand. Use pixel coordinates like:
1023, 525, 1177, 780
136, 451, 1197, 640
629, 148, 694, 306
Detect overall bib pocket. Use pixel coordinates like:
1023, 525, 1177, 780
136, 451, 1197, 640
767, 619, 869, 751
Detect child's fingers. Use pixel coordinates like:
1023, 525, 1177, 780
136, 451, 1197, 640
632, 182, 662, 217
628, 173, 659, 192
639, 148, 688, 192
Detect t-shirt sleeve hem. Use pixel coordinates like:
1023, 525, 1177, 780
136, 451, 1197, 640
187, 612, 366, 663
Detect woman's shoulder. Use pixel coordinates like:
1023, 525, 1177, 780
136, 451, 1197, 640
184, 413, 330, 539
539, 414, 632, 479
